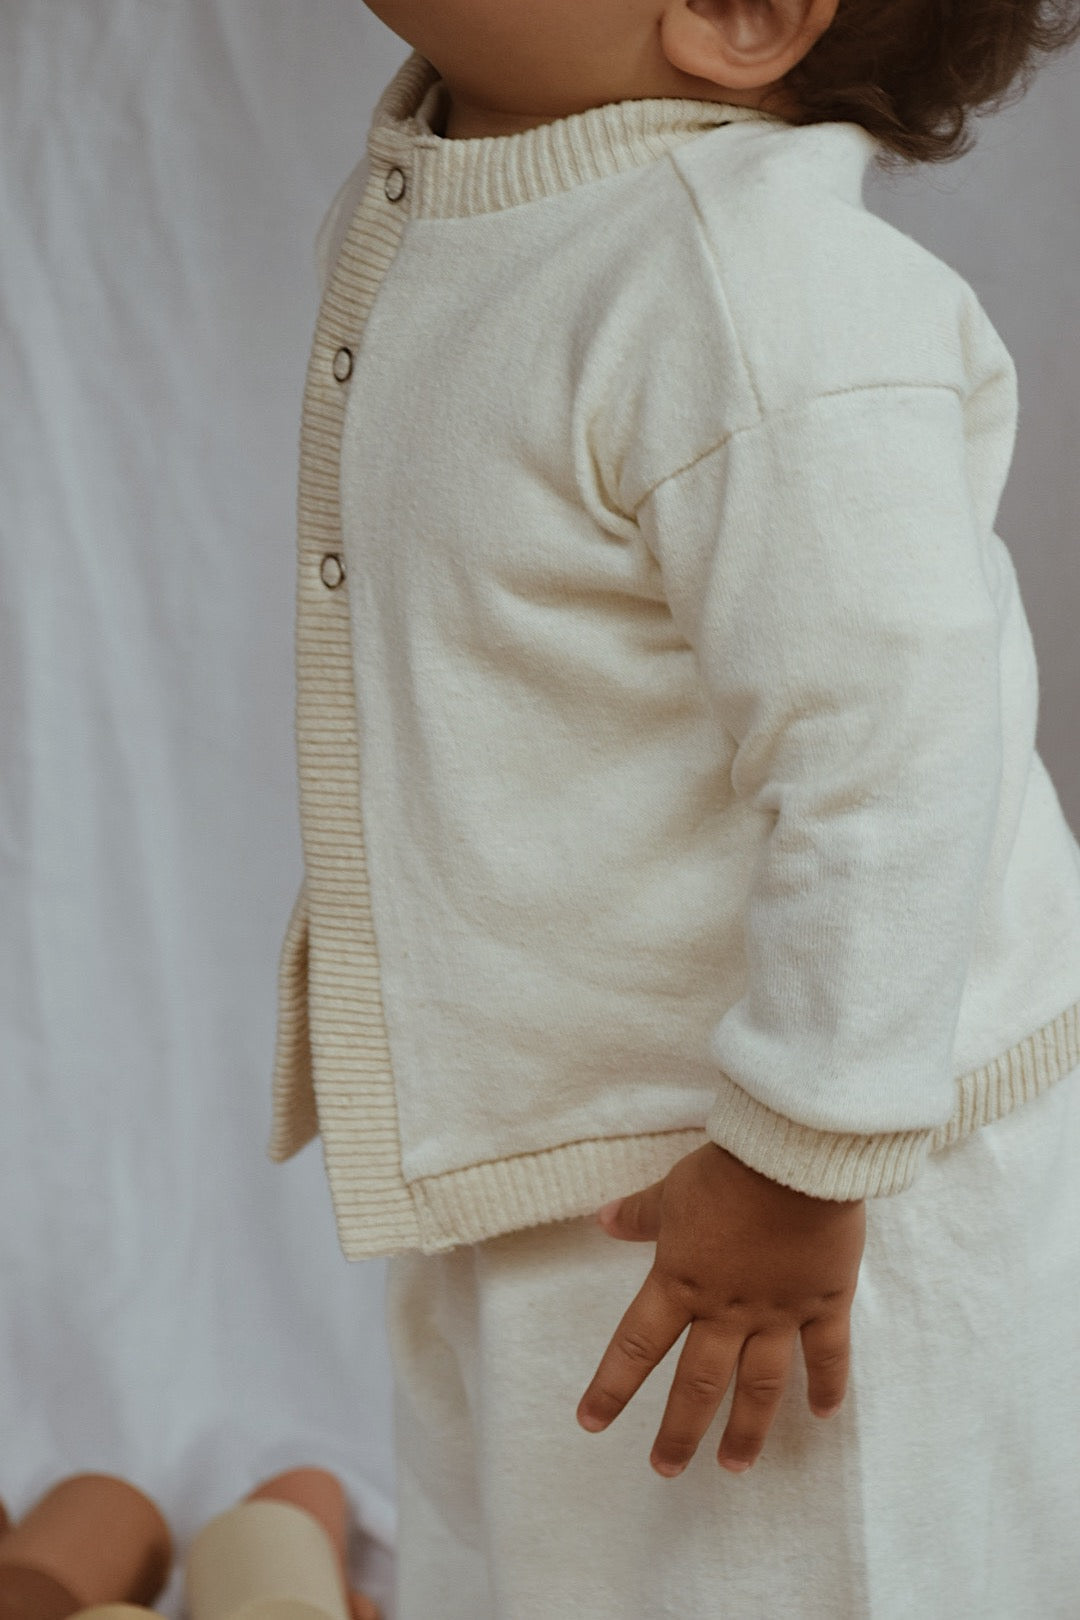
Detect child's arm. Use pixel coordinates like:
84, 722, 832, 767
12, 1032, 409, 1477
639, 382, 1005, 1198
578, 378, 1005, 1474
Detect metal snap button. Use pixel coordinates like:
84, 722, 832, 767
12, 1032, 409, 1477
384, 166, 407, 203
332, 346, 353, 383
319, 554, 345, 589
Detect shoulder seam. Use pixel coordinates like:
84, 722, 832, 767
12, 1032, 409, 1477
631, 380, 966, 515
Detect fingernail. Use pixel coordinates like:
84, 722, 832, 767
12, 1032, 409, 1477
812, 1405, 842, 1420
579, 1412, 605, 1431
594, 1200, 621, 1224
720, 1459, 750, 1473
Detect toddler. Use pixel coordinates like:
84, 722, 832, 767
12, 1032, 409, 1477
268, 0, 1080, 1614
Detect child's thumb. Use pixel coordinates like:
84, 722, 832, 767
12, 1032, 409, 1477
593, 1178, 665, 1241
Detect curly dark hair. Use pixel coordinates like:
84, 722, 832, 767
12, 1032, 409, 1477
758, 0, 1080, 170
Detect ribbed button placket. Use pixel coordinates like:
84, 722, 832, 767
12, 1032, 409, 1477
319, 554, 345, 589
328, 156, 410, 396
321, 154, 412, 589
293, 113, 426, 1252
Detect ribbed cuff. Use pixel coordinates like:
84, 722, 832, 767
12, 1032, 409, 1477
704, 999, 1080, 1201
704, 1074, 935, 1200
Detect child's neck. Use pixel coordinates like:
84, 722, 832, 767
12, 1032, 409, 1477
441, 92, 562, 141
437, 81, 800, 142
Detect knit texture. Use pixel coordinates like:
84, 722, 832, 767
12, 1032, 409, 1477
268, 52, 1080, 1259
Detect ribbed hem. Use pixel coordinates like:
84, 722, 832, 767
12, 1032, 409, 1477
370, 51, 786, 220
403, 997, 1080, 1255
410, 1130, 708, 1253
267, 875, 1080, 1248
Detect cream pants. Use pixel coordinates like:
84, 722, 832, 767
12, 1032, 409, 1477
386, 1063, 1080, 1619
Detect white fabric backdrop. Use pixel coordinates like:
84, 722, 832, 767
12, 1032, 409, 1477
0, 7, 1076, 1620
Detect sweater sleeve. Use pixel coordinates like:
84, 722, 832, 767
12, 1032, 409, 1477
636, 382, 1003, 1200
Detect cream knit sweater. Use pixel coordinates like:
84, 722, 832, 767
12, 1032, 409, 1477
268, 51, 1080, 1259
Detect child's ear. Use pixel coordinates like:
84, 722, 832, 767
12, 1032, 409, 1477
659, 0, 838, 96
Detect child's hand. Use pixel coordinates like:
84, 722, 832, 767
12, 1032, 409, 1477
576, 1142, 866, 1475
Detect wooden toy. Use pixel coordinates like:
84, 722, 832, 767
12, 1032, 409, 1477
0, 1475, 171, 1620
68, 1606, 167, 1620
245, 1470, 380, 1620
185, 1498, 350, 1620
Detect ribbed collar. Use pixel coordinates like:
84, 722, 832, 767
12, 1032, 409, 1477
366, 51, 789, 219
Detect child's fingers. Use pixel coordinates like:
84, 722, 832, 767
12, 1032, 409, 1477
576, 1267, 688, 1432
595, 1179, 665, 1240
647, 1316, 743, 1476
715, 1328, 798, 1471
799, 1311, 852, 1417
347, 1592, 382, 1620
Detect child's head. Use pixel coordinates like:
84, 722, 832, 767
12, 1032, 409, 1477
366, 0, 1080, 168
